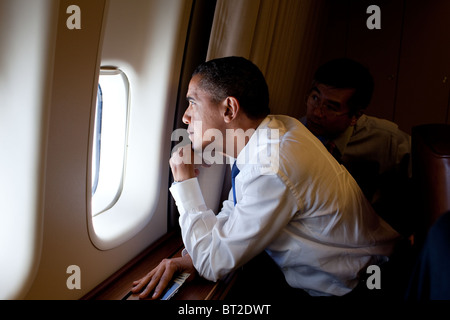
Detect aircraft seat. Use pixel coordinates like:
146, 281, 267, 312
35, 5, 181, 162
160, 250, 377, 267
411, 123, 450, 242
404, 123, 450, 300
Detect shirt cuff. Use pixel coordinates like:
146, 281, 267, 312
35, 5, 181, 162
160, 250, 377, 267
169, 178, 206, 215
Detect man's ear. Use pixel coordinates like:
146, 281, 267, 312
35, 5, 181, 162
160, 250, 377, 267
223, 97, 240, 123
350, 110, 364, 126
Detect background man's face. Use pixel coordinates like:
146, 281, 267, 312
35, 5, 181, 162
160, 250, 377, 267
305, 83, 357, 138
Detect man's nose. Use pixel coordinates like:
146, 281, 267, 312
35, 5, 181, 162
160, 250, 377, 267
312, 103, 325, 118
182, 107, 191, 124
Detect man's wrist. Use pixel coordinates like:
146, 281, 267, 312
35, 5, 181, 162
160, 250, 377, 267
169, 178, 206, 214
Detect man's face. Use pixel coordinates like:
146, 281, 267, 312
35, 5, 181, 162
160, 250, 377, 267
183, 74, 226, 152
305, 83, 358, 139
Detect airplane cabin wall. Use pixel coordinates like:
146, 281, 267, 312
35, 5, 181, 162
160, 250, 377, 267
0, 0, 58, 300
23, 0, 193, 299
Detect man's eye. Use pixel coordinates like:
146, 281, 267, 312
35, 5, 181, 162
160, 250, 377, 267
325, 104, 339, 112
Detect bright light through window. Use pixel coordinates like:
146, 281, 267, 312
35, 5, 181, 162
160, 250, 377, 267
91, 67, 130, 216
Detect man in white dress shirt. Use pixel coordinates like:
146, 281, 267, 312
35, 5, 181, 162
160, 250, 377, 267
132, 56, 399, 299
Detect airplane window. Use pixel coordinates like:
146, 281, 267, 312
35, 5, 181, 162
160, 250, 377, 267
91, 67, 130, 216
91, 84, 102, 195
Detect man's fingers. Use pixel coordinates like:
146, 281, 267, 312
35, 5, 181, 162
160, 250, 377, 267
130, 258, 180, 300
150, 260, 178, 299
171, 145, 193, 166
135, 266, 164, 299
131, 256, 194, 299
131, 270, 154, 295
151, 273, 172, 299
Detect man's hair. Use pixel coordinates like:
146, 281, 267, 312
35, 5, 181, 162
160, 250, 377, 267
313, 58, 374, 115
192, 56, 270, 120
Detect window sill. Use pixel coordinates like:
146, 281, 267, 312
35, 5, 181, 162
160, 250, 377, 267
82, 229, 238, 300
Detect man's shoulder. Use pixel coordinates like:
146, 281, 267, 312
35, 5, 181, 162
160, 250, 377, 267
267, 114, 303, 127
355, 114, 409, 138
265, 114, 311, 137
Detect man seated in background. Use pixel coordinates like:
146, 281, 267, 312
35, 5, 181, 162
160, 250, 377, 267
132, 56, 399, 300
301, 58, 413, 237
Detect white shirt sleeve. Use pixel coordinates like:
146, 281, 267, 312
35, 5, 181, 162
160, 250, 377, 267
169, 172, 299, 282
169, 178, 208, 214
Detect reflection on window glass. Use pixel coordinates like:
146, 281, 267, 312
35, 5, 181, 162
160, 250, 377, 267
91, 67, 130, 216
92, 84, 102, 195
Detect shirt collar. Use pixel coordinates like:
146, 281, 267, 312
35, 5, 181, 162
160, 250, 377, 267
333, 125, 354, 156
233, 116, 275, 170
300, 115, 353, 155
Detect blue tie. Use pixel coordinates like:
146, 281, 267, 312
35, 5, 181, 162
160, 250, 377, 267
231, 161, 240, 206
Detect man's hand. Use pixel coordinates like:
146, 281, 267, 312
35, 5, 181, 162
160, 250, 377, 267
170, 144, 211, 182
169, 145, 197, 182
131, 253, 196, 299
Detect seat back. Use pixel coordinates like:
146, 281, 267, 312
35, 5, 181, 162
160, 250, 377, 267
412, 124, 450, 241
